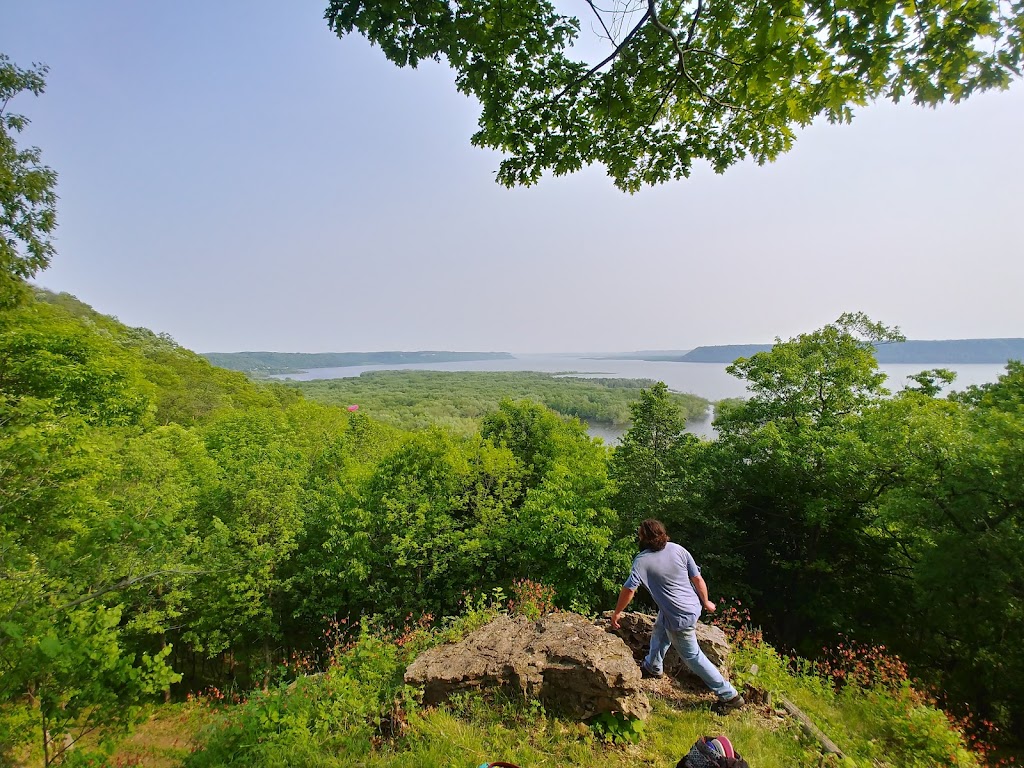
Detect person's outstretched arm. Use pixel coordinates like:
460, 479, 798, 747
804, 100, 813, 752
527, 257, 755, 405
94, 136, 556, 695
690, 575, 716, 613
611, 587, 636, 628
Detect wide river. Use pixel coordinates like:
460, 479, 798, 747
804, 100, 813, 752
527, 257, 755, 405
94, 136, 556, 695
274, 354, 1010, 442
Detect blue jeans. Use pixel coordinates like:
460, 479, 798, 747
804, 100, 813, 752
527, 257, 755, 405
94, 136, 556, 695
644, 613, 738, 701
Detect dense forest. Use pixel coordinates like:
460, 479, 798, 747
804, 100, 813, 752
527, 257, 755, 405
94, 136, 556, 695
291, 370, 710, 433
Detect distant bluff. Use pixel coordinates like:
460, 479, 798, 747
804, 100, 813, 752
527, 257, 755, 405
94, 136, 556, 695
673, 338, 1024, 365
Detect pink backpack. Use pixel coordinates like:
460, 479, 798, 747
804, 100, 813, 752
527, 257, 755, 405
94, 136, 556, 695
677, 735, 750, 768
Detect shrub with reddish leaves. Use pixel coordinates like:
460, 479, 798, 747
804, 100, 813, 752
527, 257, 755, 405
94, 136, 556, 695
708, 597, 763, 648
815, 638, 910, 693
508, 579, 557, 620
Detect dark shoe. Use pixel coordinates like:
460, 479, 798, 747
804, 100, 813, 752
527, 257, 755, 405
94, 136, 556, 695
711, 694, 745, 714
640, 663, 663, 680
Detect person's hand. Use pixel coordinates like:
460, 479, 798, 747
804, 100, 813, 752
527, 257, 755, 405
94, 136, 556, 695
611, 612, 621, 629
703, 600, 716, 613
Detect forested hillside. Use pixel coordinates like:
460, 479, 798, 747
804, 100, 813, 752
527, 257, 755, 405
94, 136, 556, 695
1, 287, 637, 763
4, 289, 1022, 764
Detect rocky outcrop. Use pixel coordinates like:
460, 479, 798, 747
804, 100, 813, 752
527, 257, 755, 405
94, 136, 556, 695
596, 611, 732, 681
404, 613, 650, 720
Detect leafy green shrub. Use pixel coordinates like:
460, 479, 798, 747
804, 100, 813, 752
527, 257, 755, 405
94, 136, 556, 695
185, 629, 413, 767
587, 712, 646, 744
846, 686, 980, 767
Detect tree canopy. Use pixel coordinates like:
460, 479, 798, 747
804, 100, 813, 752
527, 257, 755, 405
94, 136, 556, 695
326, 0, 1022, 190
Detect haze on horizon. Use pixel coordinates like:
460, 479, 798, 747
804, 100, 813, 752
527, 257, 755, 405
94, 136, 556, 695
3, 0, 1022, 355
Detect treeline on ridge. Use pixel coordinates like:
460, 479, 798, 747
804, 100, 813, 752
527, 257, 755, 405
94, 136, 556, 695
201, 350, 515, 375
676, 338, 1024, 364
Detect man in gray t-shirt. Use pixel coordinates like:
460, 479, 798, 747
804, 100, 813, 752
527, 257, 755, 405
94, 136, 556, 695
611, 519, 744, 713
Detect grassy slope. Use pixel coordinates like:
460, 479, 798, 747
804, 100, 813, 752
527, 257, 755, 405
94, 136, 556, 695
106, 621, 980, 768
111, 702, 803, 768
112, 669, 977, 768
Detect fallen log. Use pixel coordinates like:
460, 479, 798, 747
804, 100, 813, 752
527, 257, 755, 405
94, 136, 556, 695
778, 695, 847, 760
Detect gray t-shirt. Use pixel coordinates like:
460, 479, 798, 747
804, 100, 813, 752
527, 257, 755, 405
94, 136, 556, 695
624, 542, 702, 631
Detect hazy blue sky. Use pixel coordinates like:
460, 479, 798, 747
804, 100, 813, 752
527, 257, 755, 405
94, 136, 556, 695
3, 0, 1022, 353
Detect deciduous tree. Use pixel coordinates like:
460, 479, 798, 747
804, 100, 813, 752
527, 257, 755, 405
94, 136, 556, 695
326, 0, 1022, 189
1, 55, 57, 308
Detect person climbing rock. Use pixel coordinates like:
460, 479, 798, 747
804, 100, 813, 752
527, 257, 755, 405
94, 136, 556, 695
611, 518, 745, 715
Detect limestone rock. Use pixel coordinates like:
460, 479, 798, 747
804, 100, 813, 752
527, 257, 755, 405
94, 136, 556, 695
404, 612, 650, 720
596, 611, 732, 681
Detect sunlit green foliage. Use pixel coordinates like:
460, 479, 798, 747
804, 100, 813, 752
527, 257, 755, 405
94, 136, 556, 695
35, 289, 293, 425
4, 279, 1022, 760
0, 297, 179, 763
1, 209, 1021, 767
0, 55, 57, 309
695, 315, 1024, 738
0, 284, 350, 757
701, 313, 911, 649
485, 400, 630, 610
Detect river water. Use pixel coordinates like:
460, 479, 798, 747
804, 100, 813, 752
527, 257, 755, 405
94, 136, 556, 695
274, 354, 1010, 443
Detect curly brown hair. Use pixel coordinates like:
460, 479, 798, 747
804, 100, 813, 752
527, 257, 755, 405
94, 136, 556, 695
637, 519, 669, 551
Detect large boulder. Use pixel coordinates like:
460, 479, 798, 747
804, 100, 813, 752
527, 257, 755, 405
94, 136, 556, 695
596, 611, 732, 681
404, 612, 650, 720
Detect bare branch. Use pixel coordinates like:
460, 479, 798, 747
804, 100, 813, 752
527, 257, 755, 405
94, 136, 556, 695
585, 0, 616, 41
548, 8, 652, 104
688, 47, 744, 66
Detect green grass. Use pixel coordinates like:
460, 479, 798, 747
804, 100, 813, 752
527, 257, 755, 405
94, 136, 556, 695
165, 694, 813, 768
101, 705, 200, 767
366, 700, 812, 768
